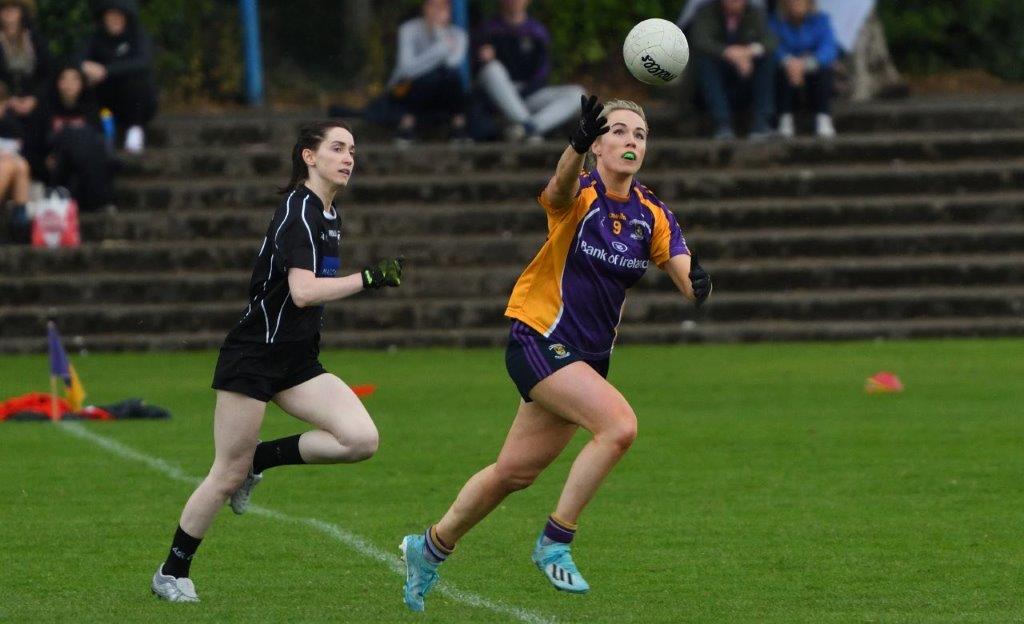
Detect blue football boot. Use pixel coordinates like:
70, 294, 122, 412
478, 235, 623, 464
531, 532, 590, 594
400, 534, 440, 612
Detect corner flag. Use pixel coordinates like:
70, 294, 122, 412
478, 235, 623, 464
47, 322, 86, 415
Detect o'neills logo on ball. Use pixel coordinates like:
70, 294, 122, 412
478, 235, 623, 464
640, 54, 676, 82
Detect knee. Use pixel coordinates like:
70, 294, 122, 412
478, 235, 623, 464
208, 461, 250, 496
348, 430, 379, 462
596, 412, 638, 454
493, 462, 540, 493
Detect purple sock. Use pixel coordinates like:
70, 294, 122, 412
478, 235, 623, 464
543, 515, 576, 544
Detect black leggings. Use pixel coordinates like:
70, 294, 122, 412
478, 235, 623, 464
50, 126, 114, 211
777, 67, 834, 116
391, 67, 468, 120
96, 74, 158, 129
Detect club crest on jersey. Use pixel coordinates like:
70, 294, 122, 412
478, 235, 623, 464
629, 219, 651, 241
611, 241, 629, 253
548, 343, 571, 359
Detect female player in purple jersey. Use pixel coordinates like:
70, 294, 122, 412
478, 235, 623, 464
150, 121, 404, 603
400, 96, 712, 610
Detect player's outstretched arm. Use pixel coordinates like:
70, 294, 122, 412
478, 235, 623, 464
664, 253, 712, 307
288, 257, 403, 307
542, 95, 609, 210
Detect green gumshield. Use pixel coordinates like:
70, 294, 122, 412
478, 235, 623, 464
623, 152, 636, 160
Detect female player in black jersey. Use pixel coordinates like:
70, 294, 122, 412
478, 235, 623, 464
151, 120, 404, 602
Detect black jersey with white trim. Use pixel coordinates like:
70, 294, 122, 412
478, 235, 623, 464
225, 184, 342, 344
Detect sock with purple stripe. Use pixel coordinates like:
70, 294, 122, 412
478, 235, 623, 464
542, 514, 577, 545
422, 525, 454, 564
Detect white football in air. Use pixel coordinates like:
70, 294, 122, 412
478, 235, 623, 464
623, 18, 689, 86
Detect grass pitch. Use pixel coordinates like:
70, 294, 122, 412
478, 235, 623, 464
1, 339, 1021, 623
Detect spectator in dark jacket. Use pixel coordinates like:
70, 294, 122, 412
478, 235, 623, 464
771, 0, 838, 138
474, 0, 583, 142
78, 0, 157, 154
0, 0, 50, 175
689, 0, 777, 140
42, 64, 113, 211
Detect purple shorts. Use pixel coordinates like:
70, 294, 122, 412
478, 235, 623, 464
504, 321, 610, 402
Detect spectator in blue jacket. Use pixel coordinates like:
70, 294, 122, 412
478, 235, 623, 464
771, 0, 839, 138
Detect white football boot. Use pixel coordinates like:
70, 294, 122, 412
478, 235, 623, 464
151, 566, 199, 603
229, 465, 263, 515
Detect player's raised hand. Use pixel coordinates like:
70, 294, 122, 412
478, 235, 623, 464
688, 254, 712, 307
569, 94, 610, 154
362, 256, 404, 289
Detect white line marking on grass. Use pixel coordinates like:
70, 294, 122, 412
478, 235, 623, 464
58, 422, 555, 624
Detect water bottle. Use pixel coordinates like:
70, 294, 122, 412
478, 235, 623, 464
100, 108, 115, 149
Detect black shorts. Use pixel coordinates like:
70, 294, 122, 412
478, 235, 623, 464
211, 336, 326, 402
505, 320, 610, 402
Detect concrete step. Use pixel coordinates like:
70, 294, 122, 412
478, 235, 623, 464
140, 97, 1024, 148
6, 254, 1024, 307
4, 316, 1023, 354
113, 160, 1024, 210
5, 223, 1024, 274
119, 131, 1024, 179
80, 192, 1024, 242
5, 286, 1023, 339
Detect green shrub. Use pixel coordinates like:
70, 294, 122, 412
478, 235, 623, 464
879, 0, 1024, 80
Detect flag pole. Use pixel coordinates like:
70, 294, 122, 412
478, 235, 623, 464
49, 374, 60, 421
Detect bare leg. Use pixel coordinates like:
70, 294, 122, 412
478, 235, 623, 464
434, 399, 577, 545
0, 154, 17, 201
9, 154, 28, 203
178, 391, 266, 537
530, 362, 638, 525
272, 373, 379, 463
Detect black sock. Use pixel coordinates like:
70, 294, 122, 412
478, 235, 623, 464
162, 525, 202, 578
251, 434, 305, 474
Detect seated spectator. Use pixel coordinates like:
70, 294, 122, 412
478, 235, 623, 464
387, 0, 469, 145
474, 0, 584, 142
0, 0, 50, 176
77, 0, 157, 154
0, 86, 30, 243
771, 0, 839, 138
42, 64, 114, 211
689, 0, 777, 140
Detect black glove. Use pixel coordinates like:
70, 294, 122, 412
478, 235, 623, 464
689, 255, 712, 307
361, 256, 403, 289
569, 94, 610, 154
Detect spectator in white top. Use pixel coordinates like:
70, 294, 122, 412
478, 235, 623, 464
387, 0, 469, 145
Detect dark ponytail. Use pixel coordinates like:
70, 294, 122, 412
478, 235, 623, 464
279, 120, 353, 194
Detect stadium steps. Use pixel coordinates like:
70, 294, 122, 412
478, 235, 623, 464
138, 96, 1024, 149
5, 223, 1024, 274
112, 160, 1024, 209
5, 253, 1024, 307
4, 287, 1023, 339
5, 96, 1024, 352
120, 131, 1024, 179
78, 192, 1024, 240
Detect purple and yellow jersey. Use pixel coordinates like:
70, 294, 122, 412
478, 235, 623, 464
505, 169, 689, 358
